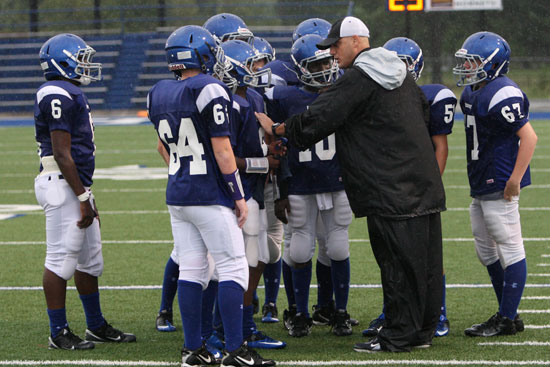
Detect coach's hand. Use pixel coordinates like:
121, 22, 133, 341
274, 198, 290, 224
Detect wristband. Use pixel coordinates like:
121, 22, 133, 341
271, 122, 282, 137
223, 169, 245, 201
245, 157, 269, 174
77, 190, 91, 202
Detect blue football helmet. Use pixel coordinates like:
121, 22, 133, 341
39, 33, 102, 85
291, 34, 338, 88
453, 31, 511, 86
292, 18, 331, 43
383, 37, 424, 81
220, 40, 272, 89
203, 13, 254, 45
252, 37, 276, 65
165, 25, 228, 79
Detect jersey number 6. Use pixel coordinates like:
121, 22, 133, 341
158, 118, 207, 176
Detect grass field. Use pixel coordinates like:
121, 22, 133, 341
1, 119, 549, 367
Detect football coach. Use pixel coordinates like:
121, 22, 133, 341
256, 16, 446, 353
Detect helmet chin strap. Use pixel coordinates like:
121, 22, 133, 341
79, 76, 91, 86
50, 59, 70, 78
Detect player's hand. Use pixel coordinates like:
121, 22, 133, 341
274, 198, 290, 224
503, 179, 520, 201
267, 155, 280, 170
268, 140, 287, 157
234, 198, 248, 228
78, 200, 96, 229
255, 112, 274, 134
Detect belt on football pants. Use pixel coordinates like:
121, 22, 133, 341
40, 156, 63, 178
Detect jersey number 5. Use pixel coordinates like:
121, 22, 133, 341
158, 118, 207, 175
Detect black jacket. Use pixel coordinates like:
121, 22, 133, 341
285, 64, 446, 218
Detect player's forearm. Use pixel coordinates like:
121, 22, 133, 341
509, 123, 537, 184
431, 135, 449, 176
157, 138, 170, 166
54, 153, 87, 196
212, 137, 238, 175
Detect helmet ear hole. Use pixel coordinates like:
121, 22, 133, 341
59, 61, 69, 68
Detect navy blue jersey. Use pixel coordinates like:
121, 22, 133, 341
459, 76, 531, 197
262, 60, 299, 86
34, 80, 96, 186
230, 88, 268, 205
148, 74, 235, 208
264, 86, 344, 195
420, 84, 456, 137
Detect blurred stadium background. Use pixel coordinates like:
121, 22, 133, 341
0, 0, 548, 118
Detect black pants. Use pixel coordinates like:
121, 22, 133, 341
367, 212, 443, 352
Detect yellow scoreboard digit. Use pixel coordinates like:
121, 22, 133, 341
387, 0, 424, 11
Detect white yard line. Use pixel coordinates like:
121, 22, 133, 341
3, 283, 550, 291
2, 360, 550, 366
525, 325, 550, 329
518, 309, 550, 314
478, 341, 550, 346
523, 296, 550, 300
6, 238, 550, 245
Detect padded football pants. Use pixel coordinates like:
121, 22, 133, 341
367, 212, 443, 352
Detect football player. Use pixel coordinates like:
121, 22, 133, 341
453, 31, 536, 337
148, 25, 274, 366
264, 34, 354, 337
362, 37, 457, 338
34, 33, 136, 350
219, 39, 286, 349
203, 13, 254, 45
255, 18, 359, 329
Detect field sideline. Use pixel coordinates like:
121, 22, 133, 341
0, 120, 549, 367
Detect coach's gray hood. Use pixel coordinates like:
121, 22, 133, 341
353, 47, 407, 90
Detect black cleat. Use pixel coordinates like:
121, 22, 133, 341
261, 303, 279, 323
331, 309, 353, 336
362, 314, 385, 337
283, 305, 297, 330
48, 327, 95, 350
312, 303, 334, 326
181, 345, 219, 366
464, 313, 516, 337
354, 336, 384, 353
514, 314, 525, 332
156, 309, 176, 332
85, 321, 137, 343
222, 343, 276, 366
288, 312, 313, 337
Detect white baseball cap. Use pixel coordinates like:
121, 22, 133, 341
317, 16, 370, 50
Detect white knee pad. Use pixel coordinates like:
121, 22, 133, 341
243, 199, 262, 267
170, 244, 178, 265
471, 198, 526, 268
265, 183, 283, 263
287, 195, 317, 264
257, 209, 270, 265
320, 191, 351, 262
282, 225, 295, 268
